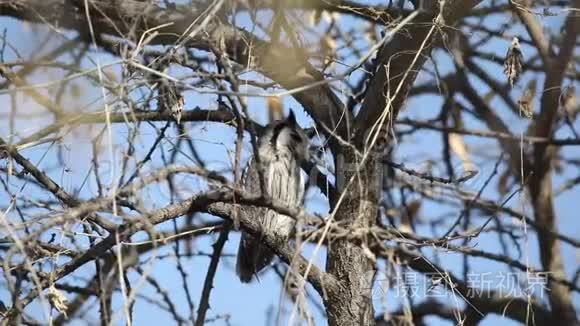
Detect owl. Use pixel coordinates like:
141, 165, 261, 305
236, 111, 310, 283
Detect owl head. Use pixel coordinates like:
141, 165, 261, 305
263, 111, 310, 162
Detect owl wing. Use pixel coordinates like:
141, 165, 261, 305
241, 156, 261, 194
236, 156, 275, 282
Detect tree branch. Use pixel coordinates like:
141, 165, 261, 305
527, 3, 580, 323
353, 0, 483, 148
0, 0, 351, 148
2, 190, 339, 322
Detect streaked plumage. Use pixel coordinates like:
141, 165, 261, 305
504, 37, 523, 87
236, 111, 309, 283
158, 78, 183, 124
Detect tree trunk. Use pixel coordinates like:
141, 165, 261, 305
530, 146, 577, 325
325, 148, 381, 325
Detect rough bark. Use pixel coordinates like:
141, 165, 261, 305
325, 148, 381, 325
525, 3, 578, 323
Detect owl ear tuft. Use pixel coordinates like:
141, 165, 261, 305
287, 110, 297, 126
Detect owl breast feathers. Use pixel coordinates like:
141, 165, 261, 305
236, 111, 310, 283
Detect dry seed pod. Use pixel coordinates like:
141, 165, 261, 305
170, 94, 184, 124
48, 285, 69, 317
517, 79, 536, 119
504, 37, 523, 87
518, 99, 533, 119
561, 85, 578, 121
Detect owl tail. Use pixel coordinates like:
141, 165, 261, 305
236, 232, 274, 283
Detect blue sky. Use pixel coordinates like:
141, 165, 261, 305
0, 1, 578, 325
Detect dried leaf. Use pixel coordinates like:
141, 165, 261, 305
295, 67, 315, 82
362, 244, 377, 264
310, 9, 322, 26
523, 79, 537, 99
70, 84, 82, 99
449, 133, 476, 173
103, 67, 118, 83
320, 36, 336, 56
160, 79, 183, 124
267, 96, 284, 123
517, 79, 536, 119
482, 90, 496, 104
364, 23, 378, 44
497, 169, 511, 195
518, 100, 534, 119
504, 37, 523, 87
171, 94, 184, 124
406, 200, 422, 221
401, 200, 421, 233
561, 85, 578, 121
48, 285, 68, 318
322, 11, 340, 23
553, 157, 564, 174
